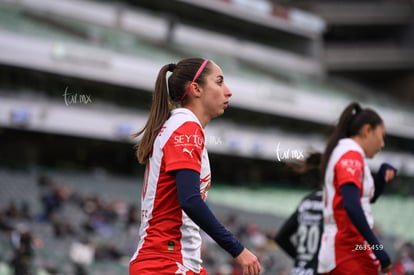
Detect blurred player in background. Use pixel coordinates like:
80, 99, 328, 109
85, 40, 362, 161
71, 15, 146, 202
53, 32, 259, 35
318, 102, 397, 275
130, 58, 261, 275
274, 152, 323, 275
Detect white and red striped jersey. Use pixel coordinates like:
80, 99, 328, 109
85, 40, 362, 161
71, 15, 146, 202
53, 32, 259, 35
318, 138, 375, 273
131, 108, 211, 273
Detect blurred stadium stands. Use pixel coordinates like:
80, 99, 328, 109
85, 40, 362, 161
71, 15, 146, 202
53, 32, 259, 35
0, 0, 413, 274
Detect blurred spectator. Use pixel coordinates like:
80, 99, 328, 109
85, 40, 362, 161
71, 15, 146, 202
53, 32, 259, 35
81, 196, 114, 237
244, 223, 267, 249
112, 199, 127, 218
49, 212, 75, 238
37, 174, 53, 188
225, 214, 243, 239
394, 242, 414, 275
125, 204, 140, 230
0, 210, 14, 232
39, 185, 64, 222
10, 224, 35, 275
20, 201, 32, 221
69, 237, 95, 275
4, 200, 33, 222
4, 201, 20, 220
0, 256, 12, 275
95, 243, 123, 261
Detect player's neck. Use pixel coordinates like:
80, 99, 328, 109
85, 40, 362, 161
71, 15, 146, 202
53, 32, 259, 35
183, 105, 209, 128
351, 136, 368, 157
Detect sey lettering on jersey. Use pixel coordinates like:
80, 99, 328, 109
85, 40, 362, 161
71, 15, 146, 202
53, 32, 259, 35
173, 129, 204, 148
338, 159, 362, 173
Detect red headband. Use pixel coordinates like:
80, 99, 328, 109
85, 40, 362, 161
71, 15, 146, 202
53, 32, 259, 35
180, 59, 209, 102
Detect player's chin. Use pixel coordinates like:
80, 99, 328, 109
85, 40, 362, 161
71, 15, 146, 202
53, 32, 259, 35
367, 152, 378, 159
213, 109, 225, 118
220, 105, 228, 113
369, 148, 382, 158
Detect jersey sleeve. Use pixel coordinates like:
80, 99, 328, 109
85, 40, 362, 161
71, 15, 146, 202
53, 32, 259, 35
163, 121, 204, 173
334, 150, 364, 190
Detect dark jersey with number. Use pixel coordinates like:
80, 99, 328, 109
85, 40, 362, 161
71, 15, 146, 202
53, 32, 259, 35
275, 190, 323, 275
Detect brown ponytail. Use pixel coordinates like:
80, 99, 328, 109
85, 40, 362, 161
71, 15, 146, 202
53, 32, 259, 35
132, 64, 170, 164
132, 58, 210, 164
320, 102, 383, 178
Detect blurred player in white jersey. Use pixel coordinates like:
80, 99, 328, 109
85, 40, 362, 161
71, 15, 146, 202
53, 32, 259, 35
318, 102, 396, 275
130, 58, 261, 275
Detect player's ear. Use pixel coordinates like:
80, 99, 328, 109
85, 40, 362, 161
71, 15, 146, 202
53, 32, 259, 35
359, 124, 372, 138
189, 82, 202, 98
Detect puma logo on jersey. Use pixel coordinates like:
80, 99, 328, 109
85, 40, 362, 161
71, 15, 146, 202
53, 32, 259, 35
182, 148, 194, 158
346, 167, 356, 175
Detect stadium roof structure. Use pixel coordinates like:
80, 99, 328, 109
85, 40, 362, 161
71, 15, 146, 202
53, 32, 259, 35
0, 0, 413, 176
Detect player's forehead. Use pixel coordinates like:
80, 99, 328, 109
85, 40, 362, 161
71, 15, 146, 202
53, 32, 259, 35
207, 61, 223, 77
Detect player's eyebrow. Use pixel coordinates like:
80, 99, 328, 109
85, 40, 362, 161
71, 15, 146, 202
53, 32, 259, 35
217, 75, 224, 80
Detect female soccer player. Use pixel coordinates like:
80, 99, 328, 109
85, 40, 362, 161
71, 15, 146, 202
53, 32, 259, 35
318, 102, 396, 275
130, 58, 261, 275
